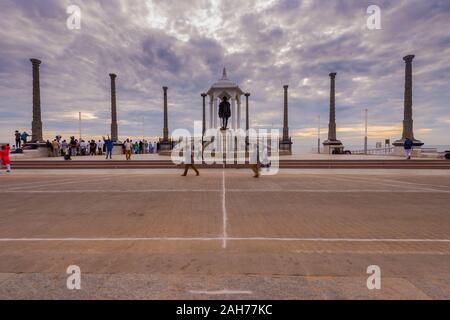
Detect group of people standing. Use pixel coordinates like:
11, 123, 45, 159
45, 136, 108, 159
14, 130, 29, 149
43, 135, 160, 160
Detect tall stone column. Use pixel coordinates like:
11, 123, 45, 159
201, 93, 207, 136
213, 97, 218, 128
323, 72, 342, 152
162, 86, 169, 142
30, 58, 43, 143
279, 85, 292, 154
282, 85, 289, 141
245, 93, 250, 132
231, 97, 236, 129
237, 98, 241, 129
209, 95, 213, 130
109, 73, 118, 142
245, 93, 250, 152
158, 86, 172, 153
394, 55, 423, 147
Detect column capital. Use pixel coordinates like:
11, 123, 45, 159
329, 72, 337, 79
244, 92, 250, 97
283, 85, 289, 90
403, 55, 415, 63
109, 73, 117, 79
30, 58, 42, 66
201, 93, 207, 98
163, 86, 168, 91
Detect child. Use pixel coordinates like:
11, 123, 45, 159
1, 144, 11, 172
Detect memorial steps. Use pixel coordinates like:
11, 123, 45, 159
10, 159, 450, 170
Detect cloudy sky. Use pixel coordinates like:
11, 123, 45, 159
0, 0, 449, 148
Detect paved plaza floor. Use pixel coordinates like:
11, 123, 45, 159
0, 169, 449, 299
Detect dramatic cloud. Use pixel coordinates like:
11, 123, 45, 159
0, 0, 449, 149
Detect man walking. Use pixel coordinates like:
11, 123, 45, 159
124, 139, 132, 160
181, 141, 199, 176
404, 137, 414, 160
250, 143, 260, 178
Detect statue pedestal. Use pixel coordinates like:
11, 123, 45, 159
279, 138, 292, 155
393, 138, 423, 157
323, 140, 344, 154
158, 140, 173, 156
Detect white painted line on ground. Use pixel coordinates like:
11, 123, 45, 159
189, 289, 253, 295
1, 189, 448, 194
326, 175, 441, 193
8, 176, 112, 191
0, 189, 222, 193
358, 176, 450, 190
0, 237, 448, 243
222, 170, 228, 249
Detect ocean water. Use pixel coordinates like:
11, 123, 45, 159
290, 140, 450, 155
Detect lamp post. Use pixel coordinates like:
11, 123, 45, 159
78, 112, 82, 141
364, 108, 368, 154
318, 115, 321, 154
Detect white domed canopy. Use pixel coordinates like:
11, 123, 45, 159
207, 68, 244, 95
203, 68, 246, 130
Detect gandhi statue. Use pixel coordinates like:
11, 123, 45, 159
218, 96, 231, 130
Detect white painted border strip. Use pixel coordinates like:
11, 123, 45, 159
189, 289, 253, 295
0, 237, 448, 243
222, 170, 228, 249
1, 189, 449, 193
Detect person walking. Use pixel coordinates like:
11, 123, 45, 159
1, 144, 12, 172
124, 139, 132, 160
250, 143, 260, 178
181, 141, 199, 176
103, 136, 114, 159
404, 137, 414, 160
14, 130, 21, 148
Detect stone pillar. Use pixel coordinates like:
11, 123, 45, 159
237, 97, 241, 129
30, 58, 43, 143
323, 72, 343, 153
159, 86, 172, 153
279, 85, 292, 154
245, 93, 250, 153
393, 55, 423, 148
109, 74, 118, 142
209, 95, 213, 130
162, 86, 169, 141
231, 97, 236, 129
282, 85, 289, 141
213, 97, 218, 128
245, 93, 250, 132
201, 93, 207, 136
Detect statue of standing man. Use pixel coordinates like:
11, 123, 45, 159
218, 96, 231, 130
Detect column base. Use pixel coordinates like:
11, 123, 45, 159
392, 138, 424, 147
323, 140, 344, 154
279, 138, 292, 155
158, 140, 173, 155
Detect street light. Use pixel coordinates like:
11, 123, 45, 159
318, 115, 321, 154
364, 108, 368, 154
